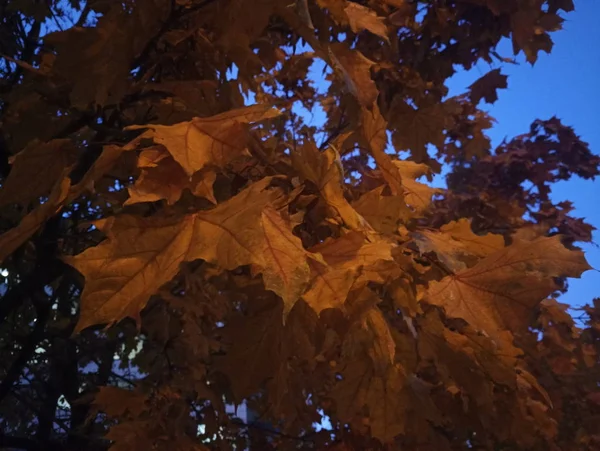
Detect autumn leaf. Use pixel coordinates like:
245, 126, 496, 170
303, 232, 396, 313
66, 177, 312, 330
417, 310, 520, 410
328, 43, 378, 108
333, 358, 440, 442
259, 206, 312, 315
344, 2, 389, 40
125, 148, 216, 205
292, 141, 373, 232
352, 186, 411, 234
393, 160, 441, 214
390, 101, 453, 161
361, 105, 404, 195
64, 213, 197, 332
0, 139, 78, 206
0, 177, 70, 263
414, 218, 504, 271
126, 104, 282, 175
185, 178, 287, 270
469, 69, 509, 105
424, 236, 591, 339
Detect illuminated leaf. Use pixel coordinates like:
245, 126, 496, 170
414, 218, 504, 271
127, 105, 282, 175
424, 236, 591, 339
303, 232, 395, 313
344, 2, 389, 40
125, 148, 217, 205
328, 43, 378, 108
393, 160, 441, 214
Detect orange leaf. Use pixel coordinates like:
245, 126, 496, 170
125, 148, 216, 205
303, 232, 396, 313
328, 43, 378, 108
292, 141, 373, 232
344, 2, 389, 40
414, 218, 504, 271
126, 104, 282, 175
259, 206, 312, 315
424, 236, 591, 340
66, 178, 313, 330
361, 105, 404, 195
65, 214, 197, 332
392, 160, 441, 214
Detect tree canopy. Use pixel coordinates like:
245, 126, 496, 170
1, 0, 599, 450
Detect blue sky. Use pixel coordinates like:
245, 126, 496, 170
445, 2, 600, 308
298, 3, 600, 308
298, 3, 600, 309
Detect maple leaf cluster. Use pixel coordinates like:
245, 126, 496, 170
0, 0, 599, 450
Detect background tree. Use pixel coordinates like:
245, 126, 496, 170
0, 0, 599, 450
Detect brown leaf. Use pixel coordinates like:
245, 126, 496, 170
361, 105, 404, 195
190, 170, 218, 204
328, 43, 378, 108
259, 206, 312, 315
344, 2, 389, 40
186, 178, 287, 270
44, 0, 171, 107
216, 296, 284, 401
125, 148, 216, 205
0, 139, 78, 206
67, 144, 128, 202
424, 236, 591, 340
391, 101, 453, 161
332, 361, 439, 442
303, 232, 396, 313
302, 260, 357, 314
393, 160, 441, 214
0, 177, 70, 264
414, 218, 504, 271
65, 178, 281, 331
352, 186, 410, 234
65, 213, 198, 332
127, 104, 282, 175
468, 69, 508, 105
417, 310, 520, 410
292, 141, 373, 232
